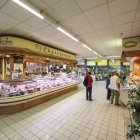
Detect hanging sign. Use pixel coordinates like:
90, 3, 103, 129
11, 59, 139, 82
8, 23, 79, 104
0, 36, 76, 61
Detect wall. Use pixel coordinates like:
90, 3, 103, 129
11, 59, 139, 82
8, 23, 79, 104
134, 57, 140, 76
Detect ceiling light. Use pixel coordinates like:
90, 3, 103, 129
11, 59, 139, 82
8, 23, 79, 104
92, 50, 98, 55
57, 27, 79, 42
116, 39, 122, 46
98, 55, 102, 57
85, 57, 98, 59
6, 55, 10, 57
12, 0, 44, 19
82, 44, 92, 51
76, 58, 81, 60
107, 56, 121, 58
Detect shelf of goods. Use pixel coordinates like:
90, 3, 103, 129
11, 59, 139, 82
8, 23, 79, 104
0, 74, 79, 114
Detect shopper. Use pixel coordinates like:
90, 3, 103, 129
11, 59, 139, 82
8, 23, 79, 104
85, 72, 93, 101
106, 74, 111, 100
91, 72, 96, 84
109, 72, 120, 106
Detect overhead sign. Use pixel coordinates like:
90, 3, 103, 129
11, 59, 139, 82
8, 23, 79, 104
0, 36, 76, 61
122, 37, 140, 52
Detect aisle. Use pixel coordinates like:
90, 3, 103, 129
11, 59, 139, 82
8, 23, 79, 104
0, 81, 130, 140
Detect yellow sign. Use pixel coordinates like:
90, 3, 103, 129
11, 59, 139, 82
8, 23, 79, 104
109, 59, 120, 66
123, 62, 130, 66
87, 60, 95, 66
0, 36, 76, 61
96, 60, 107, 66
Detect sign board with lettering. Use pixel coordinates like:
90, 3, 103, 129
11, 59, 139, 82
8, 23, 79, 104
122, 37, 140, 52
0, 36, 76, 61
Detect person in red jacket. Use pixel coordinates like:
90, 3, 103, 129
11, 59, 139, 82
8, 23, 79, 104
86, 72, 93, 101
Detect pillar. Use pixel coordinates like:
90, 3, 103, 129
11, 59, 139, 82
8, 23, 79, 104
107, 60, 110, 71
84, 59, 87, 72
120, 61, 124, 72
2, 57, 6, 80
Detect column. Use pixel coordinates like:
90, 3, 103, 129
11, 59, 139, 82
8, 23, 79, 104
95, 62, 98, 81
120, 61, 124, 72
84, 59, 87, 72
107, 60, 110, 71
2, 56, 6, 80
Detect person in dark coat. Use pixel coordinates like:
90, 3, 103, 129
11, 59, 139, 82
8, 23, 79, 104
106, 74, 111, 100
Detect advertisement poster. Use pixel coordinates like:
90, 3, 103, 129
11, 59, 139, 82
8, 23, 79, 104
6, 58, 10, 75
14, 63, 23, 74
14, 56, 23, 74
12, 71, 18, 80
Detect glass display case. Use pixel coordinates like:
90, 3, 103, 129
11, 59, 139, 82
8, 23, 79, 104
0, 74, 79, 98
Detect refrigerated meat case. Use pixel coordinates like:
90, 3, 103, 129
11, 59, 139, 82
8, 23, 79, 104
0, 74, 79, 98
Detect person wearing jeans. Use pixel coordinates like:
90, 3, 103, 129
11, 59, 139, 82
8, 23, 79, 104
86, 72, 93, 101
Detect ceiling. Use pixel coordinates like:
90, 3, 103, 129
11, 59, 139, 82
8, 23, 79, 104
0, 0, 140, 59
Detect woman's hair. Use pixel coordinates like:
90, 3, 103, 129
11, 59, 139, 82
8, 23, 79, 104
88, 72, 91, 75
108, 74, 111, 78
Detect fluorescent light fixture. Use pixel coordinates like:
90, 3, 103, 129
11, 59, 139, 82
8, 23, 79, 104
98, 55, 102, 57
107, 55, 121, 58
12, 0, 44, 19
116, 39, 122, 47
57, 27, 79, 42
92, 50, 98, 55
76, 58, 81, 60
82, 44, 92, 51
85, 57, 98, 59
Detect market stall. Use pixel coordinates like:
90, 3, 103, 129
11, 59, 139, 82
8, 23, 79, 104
0, 36, 79, 114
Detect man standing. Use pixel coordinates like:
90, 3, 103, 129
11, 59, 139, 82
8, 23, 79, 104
106, 74, 111, 100
109, 72, 120, 106
86, 72, 93, 101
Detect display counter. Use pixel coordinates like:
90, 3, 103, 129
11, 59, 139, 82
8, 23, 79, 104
120, 88, 130, 106
0, 74, 79, 114
120, 84, 136, 106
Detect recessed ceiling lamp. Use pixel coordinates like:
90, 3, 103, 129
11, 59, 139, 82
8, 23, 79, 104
12, 0, 44, 19
57, 27, 79, 42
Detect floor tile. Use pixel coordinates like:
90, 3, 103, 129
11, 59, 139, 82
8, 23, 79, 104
0, 82, 131, 140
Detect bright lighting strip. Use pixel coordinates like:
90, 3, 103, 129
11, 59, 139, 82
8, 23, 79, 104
85, 57, 98, 59
82, 44, 102, 57
82, 44, 92, 51
92, 50, 98, 55
12, 0, 44, 19
107, 56, 121, 58
76, 58, 81, 60
57, 27, 79, 42
98, 54, 102, 57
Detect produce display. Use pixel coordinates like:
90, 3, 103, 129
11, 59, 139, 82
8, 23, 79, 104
0, 74, 79, 98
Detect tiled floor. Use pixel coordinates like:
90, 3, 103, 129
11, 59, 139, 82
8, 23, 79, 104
0, 81, 131, 140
